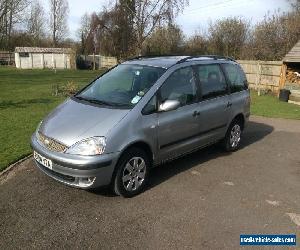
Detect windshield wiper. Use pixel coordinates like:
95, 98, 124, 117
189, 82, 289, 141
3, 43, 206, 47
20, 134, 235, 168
87, 98, 114, 106
75, 96, 121, 107
75, 95, 132, 108
75, 96, 87, 101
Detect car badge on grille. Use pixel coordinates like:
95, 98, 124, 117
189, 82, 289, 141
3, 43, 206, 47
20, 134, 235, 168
38, 132, 68, 153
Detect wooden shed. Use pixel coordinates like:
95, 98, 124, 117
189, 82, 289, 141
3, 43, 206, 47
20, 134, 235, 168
15, 47, 74, 69
284, 40, 300, 63
281, 41, 300, 103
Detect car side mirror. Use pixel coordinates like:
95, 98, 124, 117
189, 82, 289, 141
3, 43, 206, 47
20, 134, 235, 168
158, 100, 180, 112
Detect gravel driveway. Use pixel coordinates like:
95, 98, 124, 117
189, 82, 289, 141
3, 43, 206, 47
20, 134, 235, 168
1, 116, 300, 249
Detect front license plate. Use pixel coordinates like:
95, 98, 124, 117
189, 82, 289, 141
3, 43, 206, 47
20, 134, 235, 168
34, 151, 53, 170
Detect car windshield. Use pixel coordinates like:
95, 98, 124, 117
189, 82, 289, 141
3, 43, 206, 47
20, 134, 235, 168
76, 64, 166, 108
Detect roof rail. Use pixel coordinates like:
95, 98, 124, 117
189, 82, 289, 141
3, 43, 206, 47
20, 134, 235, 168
176, 56, 194, 64
127, 54, 183, 61
205, 55, 236, 61
176, 55, 236, 64
127, 55, 148, 61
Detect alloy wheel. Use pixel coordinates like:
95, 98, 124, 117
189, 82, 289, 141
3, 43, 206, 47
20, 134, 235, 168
122, 157, 146, 192
230, 124, 241, 148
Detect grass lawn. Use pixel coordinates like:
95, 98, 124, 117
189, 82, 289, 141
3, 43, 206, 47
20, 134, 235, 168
1, 67, 300, 171
250, 91, 300, 120
0, 67, 104, 171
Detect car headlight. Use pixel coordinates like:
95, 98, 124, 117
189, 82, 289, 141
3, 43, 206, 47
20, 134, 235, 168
35, 121, 43, 135
65, 137, 106, 156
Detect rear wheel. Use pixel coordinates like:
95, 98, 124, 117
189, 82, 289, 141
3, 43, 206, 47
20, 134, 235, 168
223, 119, 243, 152
113, 148, 150, 198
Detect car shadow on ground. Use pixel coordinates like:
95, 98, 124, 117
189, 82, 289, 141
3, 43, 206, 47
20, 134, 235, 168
92, 121, 273, 197
147, 121, 273, 192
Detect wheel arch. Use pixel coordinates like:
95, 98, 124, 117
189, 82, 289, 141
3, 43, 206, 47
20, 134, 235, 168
232, 113, 245, 130
121, 141, 154, 164
110, 140, 154, 187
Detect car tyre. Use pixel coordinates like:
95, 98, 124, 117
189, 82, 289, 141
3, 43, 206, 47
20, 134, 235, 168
222, 119, 243, 152
113, 147, 150, 198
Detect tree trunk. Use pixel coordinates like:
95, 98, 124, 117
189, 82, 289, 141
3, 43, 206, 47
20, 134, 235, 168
8, 6, 12, 50
52, 0, 56, 46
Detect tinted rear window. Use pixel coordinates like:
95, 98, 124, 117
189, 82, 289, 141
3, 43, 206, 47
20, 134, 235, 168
222, 63, 248, 92
196, 64, 228, 100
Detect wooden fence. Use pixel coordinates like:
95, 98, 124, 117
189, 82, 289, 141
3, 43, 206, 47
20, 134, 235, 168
78, 55, 118, 69
0, 51, 14, 65
238, 60, 284, 94
99, 56, 118, 68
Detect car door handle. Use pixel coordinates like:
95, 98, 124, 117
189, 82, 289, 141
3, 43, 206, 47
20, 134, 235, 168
226, 102, 232, 108
193, 111, 201, 117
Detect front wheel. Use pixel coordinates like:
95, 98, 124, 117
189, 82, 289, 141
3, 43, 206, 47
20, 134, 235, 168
113, 148, 150, 198
223, 120, 243, 152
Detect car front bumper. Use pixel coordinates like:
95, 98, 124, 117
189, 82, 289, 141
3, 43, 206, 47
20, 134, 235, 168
31, 134, 120, 189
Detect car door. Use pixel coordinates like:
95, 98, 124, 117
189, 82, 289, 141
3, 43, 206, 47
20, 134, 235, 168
157, 66, 201, 162
193, 63, 231, 146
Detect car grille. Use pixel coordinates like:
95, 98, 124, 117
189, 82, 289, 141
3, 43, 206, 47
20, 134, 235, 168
38, 132, 68, 153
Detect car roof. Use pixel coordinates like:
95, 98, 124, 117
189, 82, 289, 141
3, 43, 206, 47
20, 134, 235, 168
123, 55, 236, 69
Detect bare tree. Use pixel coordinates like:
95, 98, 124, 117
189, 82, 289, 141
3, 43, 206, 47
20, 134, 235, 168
290, 0, 300, 12
208, 17, 250, 59
0, 0, 7, 21
184, 32, 208, 56
0, 0, 28, 49
143, 24, 184, 55
0, 0, 7, 39
250, 10, 300, 60
26, 0, 45, 46
49, 0, 69, 46
121, 0, 188, 54
81, 4, 137, 59
77, 12, 92, 54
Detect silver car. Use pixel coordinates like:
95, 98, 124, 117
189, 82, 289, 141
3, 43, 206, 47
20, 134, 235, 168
31, 55, 250, 197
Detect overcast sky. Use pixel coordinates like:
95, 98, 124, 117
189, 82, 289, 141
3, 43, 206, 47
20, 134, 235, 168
40, 0, 292, 40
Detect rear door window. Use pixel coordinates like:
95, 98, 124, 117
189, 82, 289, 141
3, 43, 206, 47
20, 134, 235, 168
222, 63, 248, 92
196, 64, 228, 100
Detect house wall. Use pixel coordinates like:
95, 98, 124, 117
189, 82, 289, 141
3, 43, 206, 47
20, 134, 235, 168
32, 54, 43, 68
15, 53, 32, 69
15, 52, 72, 69
43, 54, 52, 68
15, 53, 20, 68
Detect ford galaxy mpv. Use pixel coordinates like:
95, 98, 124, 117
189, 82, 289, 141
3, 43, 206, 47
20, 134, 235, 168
31, 55, 250, 197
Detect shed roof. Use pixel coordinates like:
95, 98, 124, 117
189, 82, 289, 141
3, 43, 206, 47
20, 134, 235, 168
284, 40, 300, 63
15, 47, 72, 54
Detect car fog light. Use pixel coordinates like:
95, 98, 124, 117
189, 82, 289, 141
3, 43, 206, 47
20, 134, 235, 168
78, 177, 96, 187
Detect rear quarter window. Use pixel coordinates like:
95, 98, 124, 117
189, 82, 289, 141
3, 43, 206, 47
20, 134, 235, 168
222, 63, 248, 93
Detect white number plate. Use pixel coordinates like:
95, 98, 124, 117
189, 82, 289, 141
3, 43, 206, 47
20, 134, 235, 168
34, 151, 53, 170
